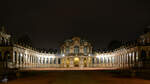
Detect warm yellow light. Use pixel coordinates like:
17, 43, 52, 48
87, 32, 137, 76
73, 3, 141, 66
74, 57, 79, 62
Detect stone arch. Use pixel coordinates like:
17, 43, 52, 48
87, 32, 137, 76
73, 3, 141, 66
3, 51, 11, 69
50, 58, 53, 64
30, 55, 32, 63
108, 57, 111, 64
92, 58, 94, 64
32, 56, 34, 63
18, 53, 21, 64
43, 58, 45, 64
100, 57, 103, 63
19, 53, 23, 64
22, 54, 25, 64
46, 58, 49, 64
14, 51, 17, 63
54, 58, 56, 64
39, 57, 42, 64
58, 58, 61, 64
141, 50, 147, 61
4, 51, 11, 62
104, 57, 107, 64
128, 53, 131, 64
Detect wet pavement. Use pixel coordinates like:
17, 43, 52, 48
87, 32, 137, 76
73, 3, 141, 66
1, 71, 150, 84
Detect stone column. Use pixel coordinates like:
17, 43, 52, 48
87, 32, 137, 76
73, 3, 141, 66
129, 53, 131, 67
56, 57, 58, 67
117, 56, 119, 67
127, 53, 129, 67
30, 56, 32, 64
130, 52, 133, 67
94, 57, 96, 67
52, 58, 54, 67
64, 58, 66, 68
13, 52, 15, 64
122, 55, 124, 68
112, 56, 114, 67
119, 55, 121, 67
123, 54, 125, 67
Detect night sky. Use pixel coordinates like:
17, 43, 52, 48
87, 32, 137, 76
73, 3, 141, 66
0, 0, 150, 49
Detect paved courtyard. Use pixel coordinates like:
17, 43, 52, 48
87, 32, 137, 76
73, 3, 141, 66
1, 71, 150, 84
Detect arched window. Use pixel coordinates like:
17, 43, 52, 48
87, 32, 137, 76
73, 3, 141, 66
84, 46, 88, 55
92, 58, 94, 64
74, 46, 79, 54
66, 46, 70, 54
58, 58, 61, 64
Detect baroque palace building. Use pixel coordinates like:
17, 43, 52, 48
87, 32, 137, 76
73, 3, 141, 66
0, 27, 150, 70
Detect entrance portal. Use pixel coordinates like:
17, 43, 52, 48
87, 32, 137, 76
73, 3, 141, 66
84, 58, 87, 67
66, 58, 70, 68
74, 57, 79, 67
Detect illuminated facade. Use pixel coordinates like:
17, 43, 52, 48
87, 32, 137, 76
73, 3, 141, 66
0, 27, 150, 70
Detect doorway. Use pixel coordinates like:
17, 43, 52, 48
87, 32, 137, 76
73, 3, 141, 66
74, 57, 79, 67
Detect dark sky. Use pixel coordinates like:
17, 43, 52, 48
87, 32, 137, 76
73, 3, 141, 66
0, 0, 150, 49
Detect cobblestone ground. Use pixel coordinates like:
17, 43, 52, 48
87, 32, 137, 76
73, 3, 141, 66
1, 71, 150, 84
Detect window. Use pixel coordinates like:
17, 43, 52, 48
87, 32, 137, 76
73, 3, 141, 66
84, 46, 88, 55
66, 46, 70, 54
74, 46, 79, 54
